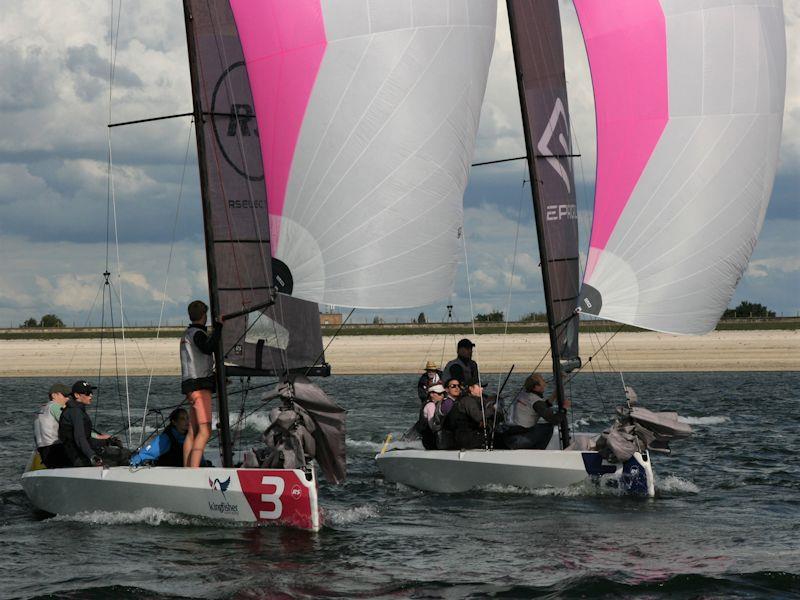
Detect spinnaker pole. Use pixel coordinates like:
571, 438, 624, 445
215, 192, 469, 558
182, 0, 233, 468
507, 0, 570, 449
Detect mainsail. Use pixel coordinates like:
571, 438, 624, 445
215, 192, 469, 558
507, 0, 581, 373
575, 0, 787, 334
184, 0, 325, 377
229, 0, 496, 309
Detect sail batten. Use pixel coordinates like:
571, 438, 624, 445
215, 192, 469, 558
576, 0, 786, 335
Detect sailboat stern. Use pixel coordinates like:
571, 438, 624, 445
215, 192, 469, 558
582, 450, 655, 498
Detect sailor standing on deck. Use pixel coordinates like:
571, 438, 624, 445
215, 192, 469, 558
180, 300, 222, 468
442, 338, 479, 384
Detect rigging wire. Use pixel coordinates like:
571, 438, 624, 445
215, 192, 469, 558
460, 223, 488, 449
496, 175, 528, 394
99, 0, 132, 445
138, 118, 195, 445
63, 279, 104, 376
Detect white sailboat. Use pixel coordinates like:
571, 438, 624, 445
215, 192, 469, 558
376, 0, 787, 496
22, 1, 498, 529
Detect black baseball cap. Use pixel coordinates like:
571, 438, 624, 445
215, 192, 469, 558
457, 338, 475, 349
71, 380, 97, 395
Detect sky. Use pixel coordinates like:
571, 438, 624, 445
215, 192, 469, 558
0, 1, 797, 329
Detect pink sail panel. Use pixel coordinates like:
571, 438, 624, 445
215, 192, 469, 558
574, 0, 669, 281
229, 0, 327, 250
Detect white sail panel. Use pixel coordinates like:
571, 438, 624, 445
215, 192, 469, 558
233, 0, 496, 309
575, 0, 786, 334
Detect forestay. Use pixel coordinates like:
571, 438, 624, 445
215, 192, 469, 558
229, 0, 496, 308
575, 0, 786, 334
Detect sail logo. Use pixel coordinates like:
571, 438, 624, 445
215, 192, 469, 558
546, 204, 577, 221
211, 61, 264, 182
537, 97, 573, 193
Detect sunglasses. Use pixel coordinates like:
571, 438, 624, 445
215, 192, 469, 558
447, 384, 460, 388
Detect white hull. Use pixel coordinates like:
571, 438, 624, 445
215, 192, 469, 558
375, 449, 655, 497
22, 457, 321, 531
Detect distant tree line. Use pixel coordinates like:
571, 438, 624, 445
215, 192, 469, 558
475, 310, 504, 322
723, 301, 775, 319
20, 314, 64, 328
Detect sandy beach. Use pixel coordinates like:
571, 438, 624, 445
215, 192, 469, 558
0, 330, 797, 377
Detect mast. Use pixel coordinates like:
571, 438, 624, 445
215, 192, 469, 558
507, 1, 573, 449
182, 0, 233, 467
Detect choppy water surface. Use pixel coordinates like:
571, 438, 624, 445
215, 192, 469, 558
1, 371, 798, 599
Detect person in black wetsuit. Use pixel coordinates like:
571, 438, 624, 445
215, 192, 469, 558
443, 377, 497, 450
59, 380, 131, 467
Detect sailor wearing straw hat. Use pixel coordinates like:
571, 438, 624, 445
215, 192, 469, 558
416, 360, 443, 404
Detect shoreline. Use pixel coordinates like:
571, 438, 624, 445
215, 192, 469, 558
0, 330, 796, 377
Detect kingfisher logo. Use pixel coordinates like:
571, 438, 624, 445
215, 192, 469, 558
207, 476, 239, 515
209, 476, 231, 495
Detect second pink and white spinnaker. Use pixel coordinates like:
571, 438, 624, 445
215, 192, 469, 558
576, 0, 787, 334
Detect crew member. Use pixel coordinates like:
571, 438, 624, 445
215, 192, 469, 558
181, 300, 222, 468
417, 360, 443, 403
502, 373, 567, 450
33, 383, 71, 468
130, 408, 189, 467
442, 338, 479, 384
59, 380, 130, 467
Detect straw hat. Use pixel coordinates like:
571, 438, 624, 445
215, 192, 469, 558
424, 361, 439, 371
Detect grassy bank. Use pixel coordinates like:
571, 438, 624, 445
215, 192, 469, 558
0, 318, 796, 340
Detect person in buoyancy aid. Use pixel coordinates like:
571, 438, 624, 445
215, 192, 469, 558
443, 377, 499, 450
413, 383, 448, 450
33, 383, 72, 468
258, 402, 317, 470
180, 300, 222, 468
502, 373, 568, 450
442, 338, 479, 385
59, 380, 131, 467
130, 408, 189, 467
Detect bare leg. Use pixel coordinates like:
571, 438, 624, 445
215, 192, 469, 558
188, 422, 211, 468
183, 405, 198, 467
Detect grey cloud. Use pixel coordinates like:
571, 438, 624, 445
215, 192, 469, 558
0, 43, 58, 111
65, 43, 142, 101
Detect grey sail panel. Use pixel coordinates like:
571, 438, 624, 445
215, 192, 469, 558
507, 0, 580, 368
185, 0, 325, 374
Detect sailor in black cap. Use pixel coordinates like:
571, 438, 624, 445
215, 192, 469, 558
442, 338, 480, 385
58, 381, 129, 467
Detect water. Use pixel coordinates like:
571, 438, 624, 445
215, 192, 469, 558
1, 372, 799, 599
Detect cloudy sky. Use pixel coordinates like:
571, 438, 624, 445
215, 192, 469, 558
0, 1, 797, 329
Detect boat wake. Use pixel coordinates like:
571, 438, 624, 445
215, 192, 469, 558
49, 507, 197, 527
656, 475, 700, 495
324, 504, 380, 527
677, 415, 730, 425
